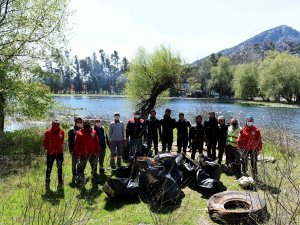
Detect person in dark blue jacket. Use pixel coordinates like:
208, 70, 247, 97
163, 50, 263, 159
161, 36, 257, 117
94, 118, 110, 174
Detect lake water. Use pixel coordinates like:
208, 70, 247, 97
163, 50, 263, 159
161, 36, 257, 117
54, 96, 300, 138
5, 96, 300, 139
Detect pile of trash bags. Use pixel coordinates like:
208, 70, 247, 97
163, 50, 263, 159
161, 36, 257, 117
103, 152, 225, 207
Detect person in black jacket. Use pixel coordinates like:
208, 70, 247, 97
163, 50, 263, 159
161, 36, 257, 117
204, 112, 219, 160
126, 110, 147, 157
68, 117, 82, 182
146, 109, 161, 155
189, 115, 205, 160
176, 112, 191, 154
217, 116, 228, 165
160, 108, 176, 152
94, 118, 110, 174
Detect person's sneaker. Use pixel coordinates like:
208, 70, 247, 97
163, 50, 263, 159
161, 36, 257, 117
111, 165, 116, 170
99, 167, 105, 174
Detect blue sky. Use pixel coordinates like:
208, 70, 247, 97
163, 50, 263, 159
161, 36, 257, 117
69, 0, 300, 63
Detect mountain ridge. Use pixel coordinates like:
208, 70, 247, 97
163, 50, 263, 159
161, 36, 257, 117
193, 25, 300, 65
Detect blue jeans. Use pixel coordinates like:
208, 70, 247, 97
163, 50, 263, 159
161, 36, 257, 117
110, 140, 123, 167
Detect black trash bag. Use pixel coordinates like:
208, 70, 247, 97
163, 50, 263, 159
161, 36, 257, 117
199, 155, 221, 180
134, 143, 150, 158
138, 166, 181, 206
196, 169, 210, 185
156, 152, 176, 171
198, 178, 222, 194
102, 178, 139, 199
181, 155, 199, 187
170, 166, 184, 187
114, 163, 137, 179
175, 153, 184, 167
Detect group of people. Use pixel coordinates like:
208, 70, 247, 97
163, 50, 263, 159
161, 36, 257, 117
42, 108, 263, 189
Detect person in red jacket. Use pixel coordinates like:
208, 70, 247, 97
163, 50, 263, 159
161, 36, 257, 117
237, 116, 262, 180
74, 120, 100, 187
43, 119, 65, 188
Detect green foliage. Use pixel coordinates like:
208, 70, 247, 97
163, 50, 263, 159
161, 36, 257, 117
126, 46, 183, 116
208, 56, 233, 97
233, 63, 259, 100
0, 0, 71, 130
258, 52, 300, 103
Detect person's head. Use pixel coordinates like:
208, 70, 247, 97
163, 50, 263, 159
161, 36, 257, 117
133, 110, 141, 120
74, 117, 83, 128
95, 118, 102, 127
246, 116, 254, 127
208, 112, 215, 119
218, 116, 225, 125
196, 115, 202, 124
231, 118, 238, 127
150, 109, 156, 118
165, 108, 171, 117
83, 120, 91, 130
114, 112, 120, 121
179, 112, 185, 121
51, 119, 60, 132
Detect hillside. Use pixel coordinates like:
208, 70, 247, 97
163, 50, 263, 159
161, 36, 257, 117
193, 25, 300, 65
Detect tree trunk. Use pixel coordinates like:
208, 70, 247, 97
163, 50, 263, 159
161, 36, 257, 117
0, 92, 5, 132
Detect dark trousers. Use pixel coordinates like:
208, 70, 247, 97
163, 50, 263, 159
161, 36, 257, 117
99, 147, 106, 168
177, 136, 188, 154
70, 152, 77, 178
45, 153, 63, 183
148, 134, 158, 155
217, 143, 226, 164
191, 140, 203, 160
227, 146, 241, 177
207, 139, 217, 160
77, 155, 98, 183
241, 150, 258, 178
162, 134, 173, 152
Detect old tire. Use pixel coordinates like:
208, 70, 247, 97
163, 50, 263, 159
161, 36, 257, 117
208, 191, 268, 224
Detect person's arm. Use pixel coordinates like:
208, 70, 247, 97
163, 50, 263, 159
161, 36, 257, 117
125, 122, 130, 140
68, 128, 74, 152
95, 132, 100, 154
109, 123, 113, 140
43, 131, 49, 151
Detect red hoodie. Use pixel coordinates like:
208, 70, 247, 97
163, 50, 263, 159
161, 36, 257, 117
74, 128, 100, 157
43, 128, 64, 155
237, 126, 262, 151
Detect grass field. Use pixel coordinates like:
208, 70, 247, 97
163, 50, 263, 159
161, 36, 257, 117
0, 127, 299, 225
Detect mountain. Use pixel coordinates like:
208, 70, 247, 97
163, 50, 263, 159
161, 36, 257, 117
193, 25, 300, 65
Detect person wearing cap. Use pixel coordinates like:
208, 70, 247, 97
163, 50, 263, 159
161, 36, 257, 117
227, 118, 242, 177
146, 109, 161, 155
189, 115, 206, 160
126, 110, 147, 158
237, 116, 262, 180
176, 112, 191, 154
160, 108, 176, 152
217, 116, 228, 165
68, 117, 83, 182
109, 112, 125, 169
43, 120, 65, 189
94, 118, 109, 174
204, 112, 219, 160
74, 120, 100, 186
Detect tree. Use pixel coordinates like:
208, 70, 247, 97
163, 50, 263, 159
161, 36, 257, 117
0, 0, 70, 131
125, 46, 183, 118
208, 56, 233, 97
258, 52, 300, 103
233, 63, 259, 100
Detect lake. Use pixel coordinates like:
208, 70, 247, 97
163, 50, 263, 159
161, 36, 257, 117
4, 96, 300, 139
54, 96, 300, 138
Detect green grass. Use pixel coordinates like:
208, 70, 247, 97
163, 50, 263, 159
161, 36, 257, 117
0, 128, 299, 224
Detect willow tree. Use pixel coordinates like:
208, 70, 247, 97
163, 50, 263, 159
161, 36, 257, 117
0, 0, 70, 131
125, 46, 183, 118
